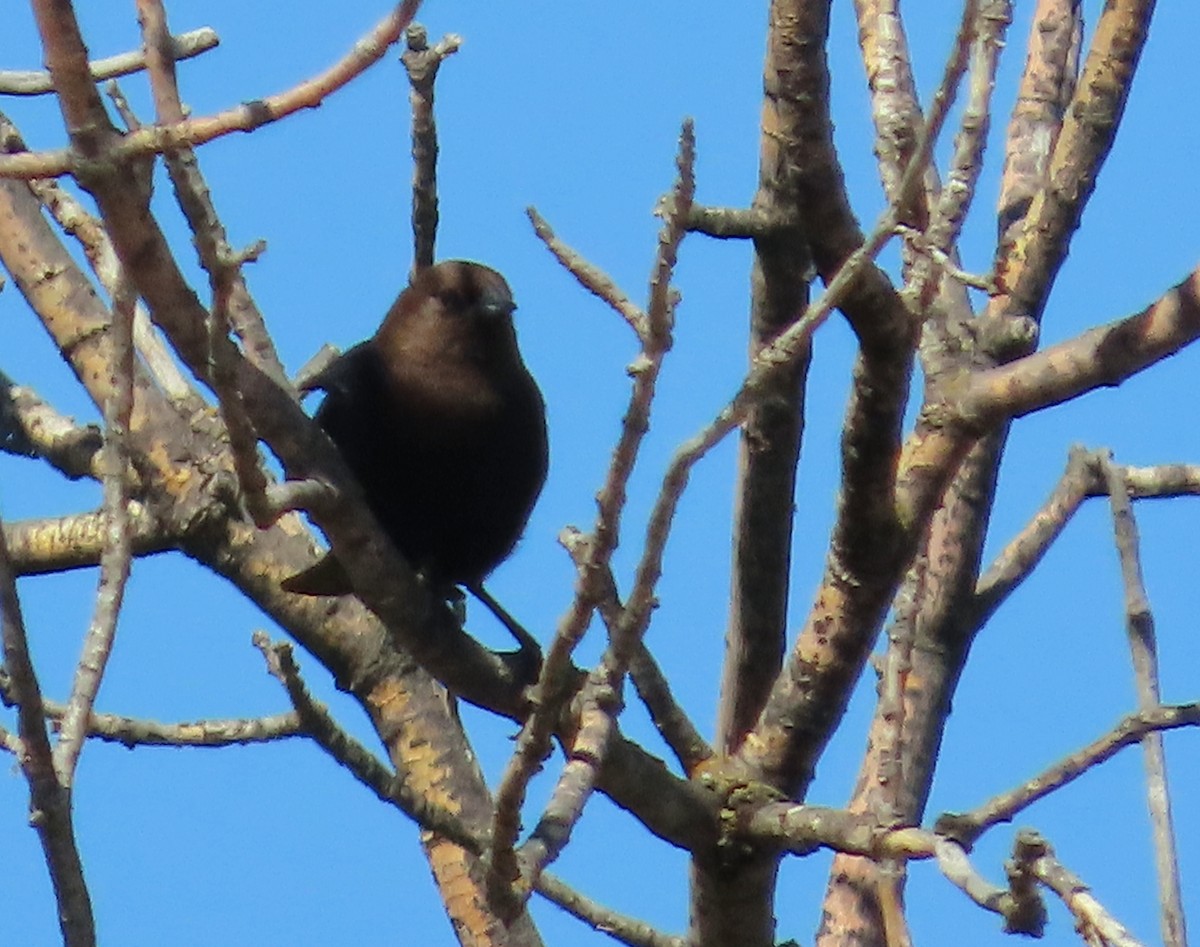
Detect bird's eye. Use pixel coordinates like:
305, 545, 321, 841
438, 289, 467, 312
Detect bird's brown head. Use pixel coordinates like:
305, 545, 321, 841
376, 260, 521, 361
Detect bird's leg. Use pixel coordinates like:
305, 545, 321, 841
443, 583, 469, 625
465, 583, 543, 684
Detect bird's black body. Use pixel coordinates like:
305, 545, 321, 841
283, 261, 547, 598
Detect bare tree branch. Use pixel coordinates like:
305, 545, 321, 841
489, 120, 696, 913
0, 519, 94, 945
996, 0, 1155, 323
400, 23, 461, 273
3, 510, 172, 576
971, 444, 1094, 622
964, 265, 1200, 425
0, 375, 104, 480
935, 838, 1046, 936
252, 632, 486, 857
534, 872, 686, 947
1102, 455, 1189, 947
1016, 831, 1148, 947
996, 0, 1081, 250
54, 276, 136, 787
528, 208, 647, 337
935, 703, 1200, 847
0, 27, 219, 95
0, 2, 425, 180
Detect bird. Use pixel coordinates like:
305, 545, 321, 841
282, 260, 548, 656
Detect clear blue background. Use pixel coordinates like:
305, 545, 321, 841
2, 3, 1197, 944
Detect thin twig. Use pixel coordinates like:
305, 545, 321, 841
894, 225, 996, 292
528, 208, 647, 337
935, 703, 1200, 847
534, 871, 686, 947
0, 2, 424, 180
0, 516, 94, 944
972, 445, 1095, 622
53, 277, 137, 787
629, 641, 713, 774
52, 708, 301, 748
0, 27, 219, 95
936, 837, 1046, 935
917, 1, 1011, 276
0, 674, 302, 746
1102, 454, 1188, 947
488, 121, 696, 912
252, 632, 484, 854
560, 527, 712, 773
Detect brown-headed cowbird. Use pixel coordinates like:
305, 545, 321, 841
283, 261, 548, 642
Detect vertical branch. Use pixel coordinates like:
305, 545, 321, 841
908, 0, 1011, 325
1102, 456, 1189, 947
53, 279, 137, 787
400, 24, 461, 273
0, 523, 94, 945
843, 10, 1092, 913
716, 0, 814, 753
747, 0, 979, 799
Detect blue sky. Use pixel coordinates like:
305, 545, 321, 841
2, 3, 1198, 945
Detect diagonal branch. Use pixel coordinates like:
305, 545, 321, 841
252, 632, 485, 855
970, 444, 1094, 623
0, 375, 104, 480
934, 703, 1200, 847
995, 0, 1081, 251
0, 2, 424, 180
961, 265, 1200, 426
898, 264, 1200, 528
0, 27, 219, 96
533, 873, 685, 947
1015, 832, 1147, 947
